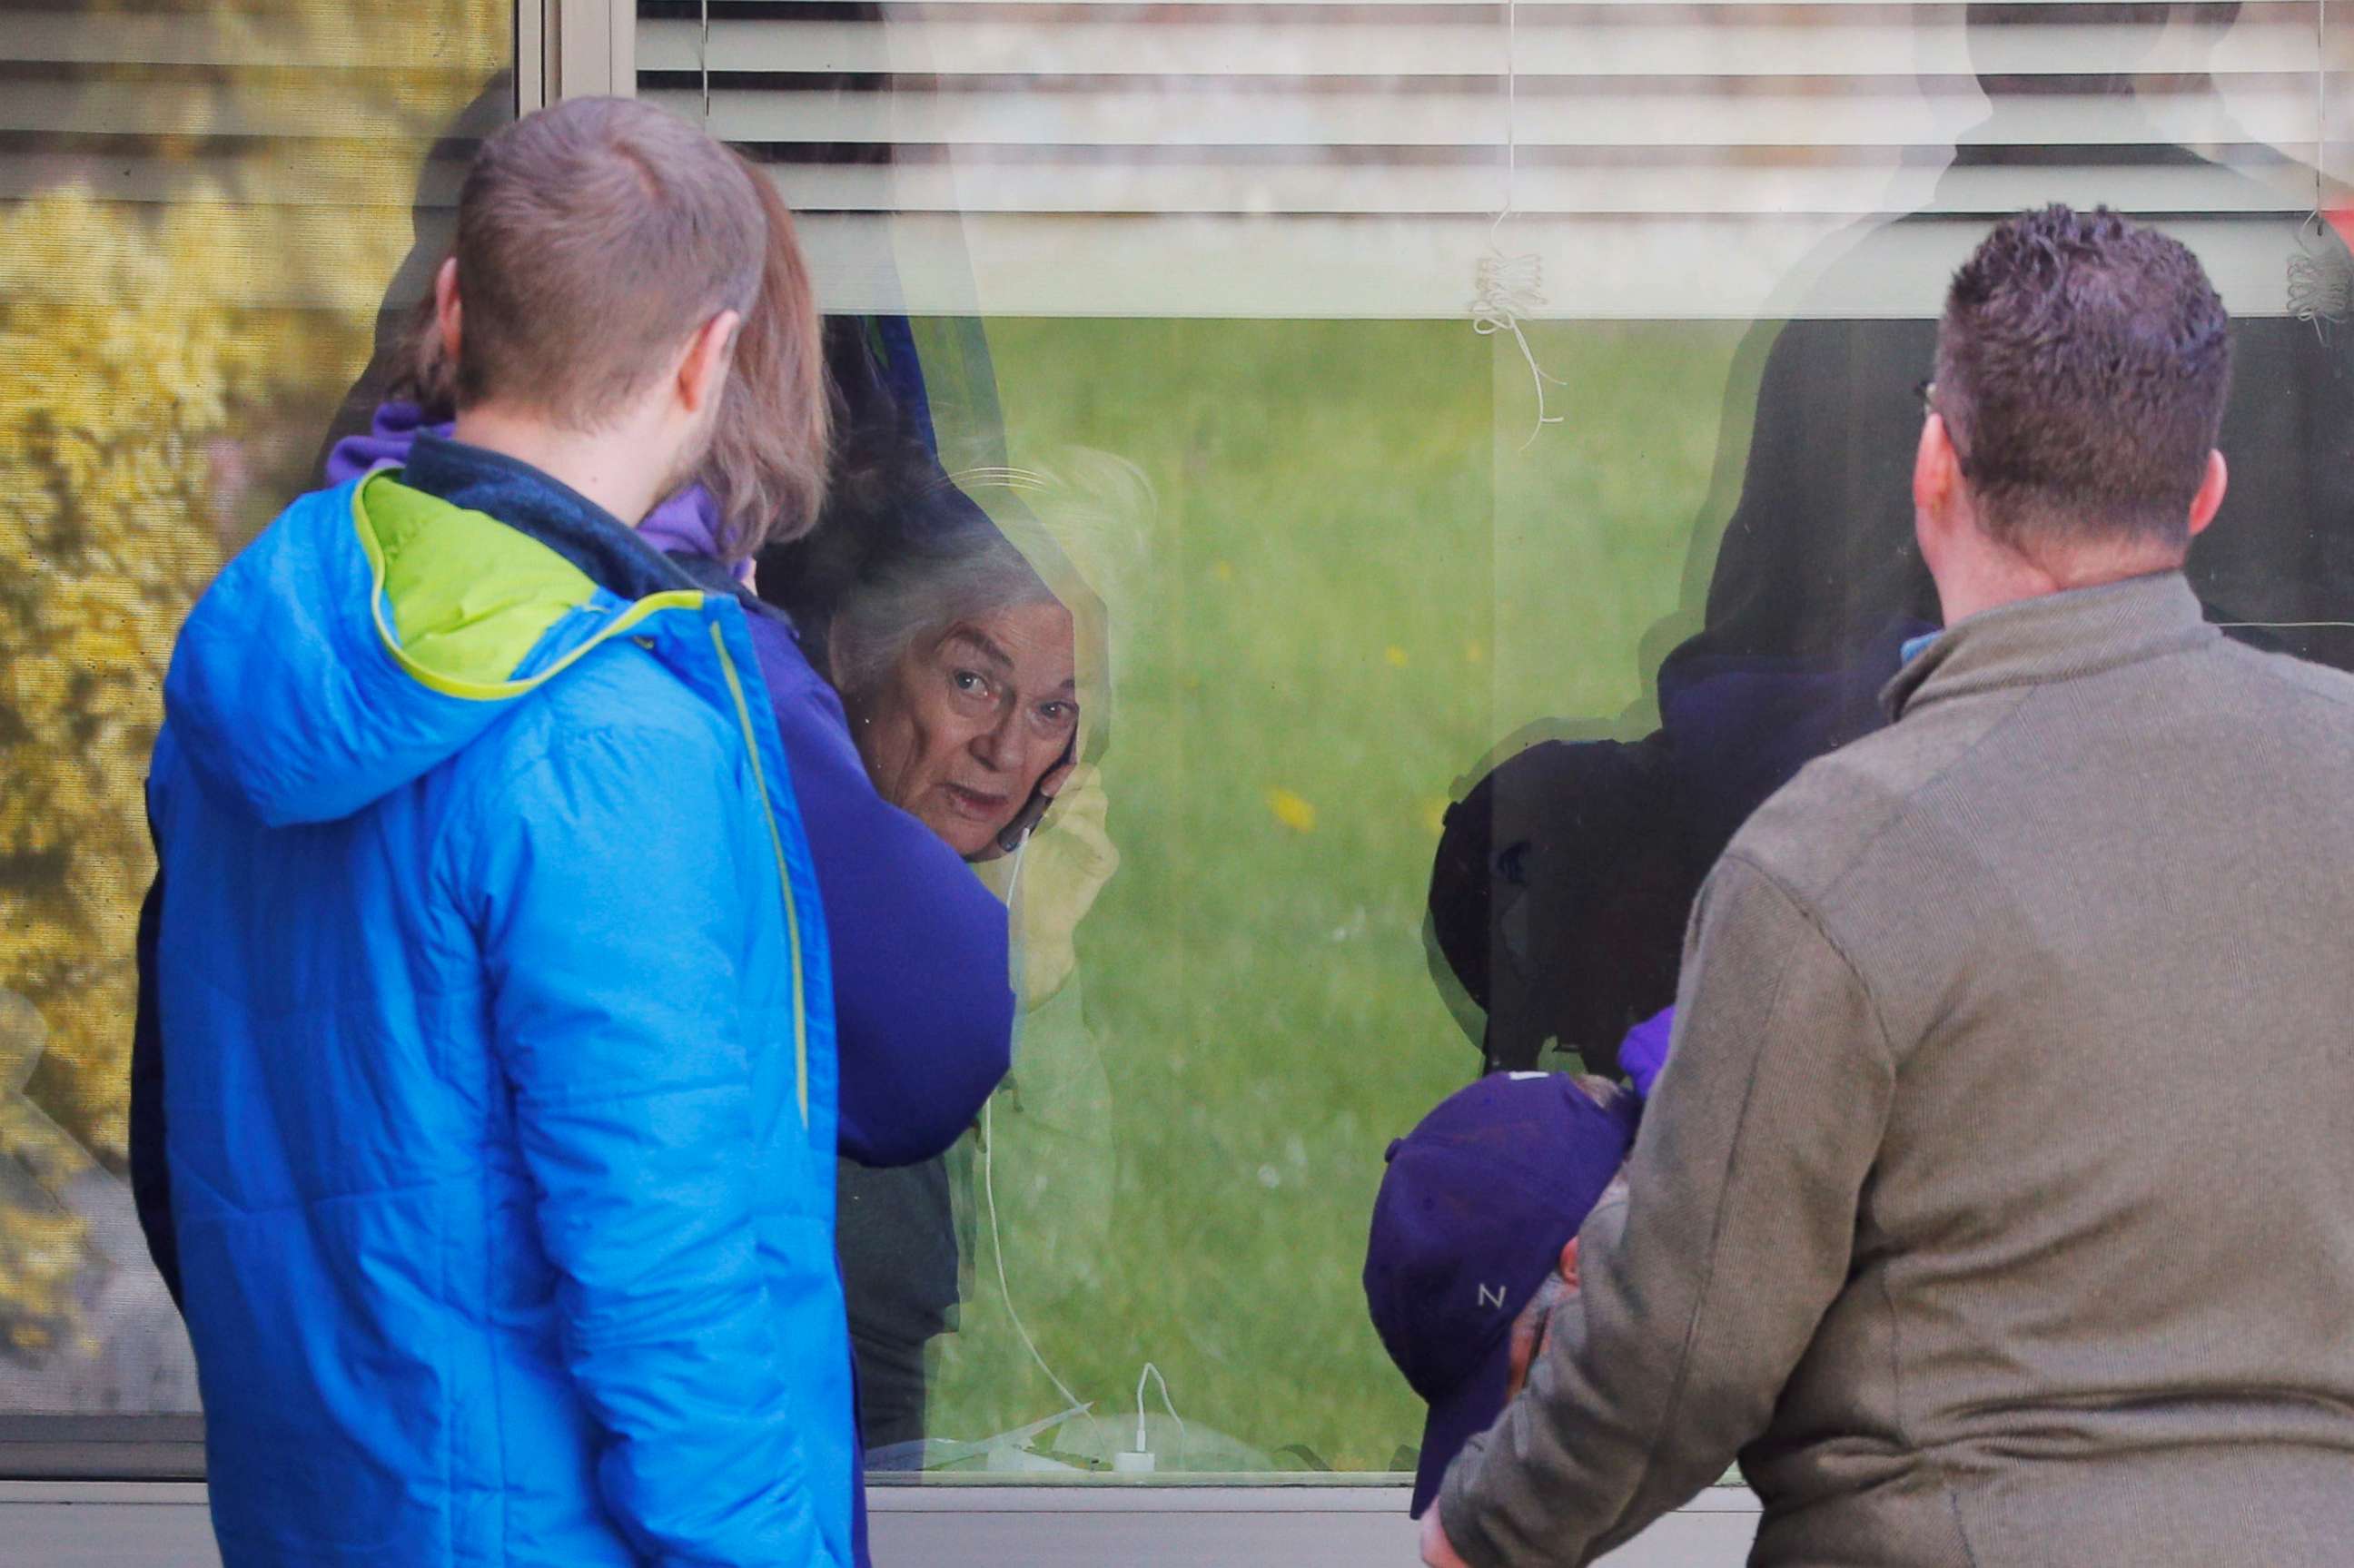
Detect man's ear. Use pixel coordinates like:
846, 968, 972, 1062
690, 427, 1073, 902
1913, 412, 1963, 562
434, 256, 463, 371
2187, 449, 2228, 539
677, 309, 741, 417
1558, 1236, 1580, 1291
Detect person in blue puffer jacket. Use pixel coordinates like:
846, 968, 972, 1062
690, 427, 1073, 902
136, 100, 860, 1567
136, 166, 1016, 1565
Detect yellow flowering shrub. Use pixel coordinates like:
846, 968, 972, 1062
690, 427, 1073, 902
0, 191, 261, 1168
0, 0, 508, 1355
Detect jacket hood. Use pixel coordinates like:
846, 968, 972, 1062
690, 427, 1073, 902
329, 401, 738, 571
165, 473, 684, 826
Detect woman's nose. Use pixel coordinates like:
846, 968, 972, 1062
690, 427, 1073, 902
968, 707, 1029, 773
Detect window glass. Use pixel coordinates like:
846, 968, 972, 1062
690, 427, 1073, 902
3, 0, 2345, 1492
638, 0, 2354, 1480
0, 0, 513, 1418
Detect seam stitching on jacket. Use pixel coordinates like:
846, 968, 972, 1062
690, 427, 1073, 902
482, 1080, 510, 1568
1599, 856, 1904, 1555
1947, 1486, 1986, 1568
1874, 1267, 1911, 1448
1715, 853, 1901, 1069
1606, 874, 1810, 1540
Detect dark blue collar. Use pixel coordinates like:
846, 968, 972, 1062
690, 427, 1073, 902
401, 432, 700, 604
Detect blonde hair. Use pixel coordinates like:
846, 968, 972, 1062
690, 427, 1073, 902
703, 149, 827, 557
401, 132, 827, 560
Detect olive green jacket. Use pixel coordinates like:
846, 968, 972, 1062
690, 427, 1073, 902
1441, 571, 2354, 1567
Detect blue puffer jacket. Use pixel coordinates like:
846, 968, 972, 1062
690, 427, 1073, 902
146, 447, 853, 1567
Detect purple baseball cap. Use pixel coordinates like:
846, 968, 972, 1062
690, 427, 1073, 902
1363, 1072, 1641, 1516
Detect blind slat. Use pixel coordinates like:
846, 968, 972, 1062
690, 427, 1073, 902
652, 0, 2326, 11
651, 84, 2323, 151
638, 17, 2315, 80
791, 209, 2330, 317
760, 154, 2324, 218
11, 12, 447, 68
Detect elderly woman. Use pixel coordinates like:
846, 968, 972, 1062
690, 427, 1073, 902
770, 455, 1131, 1464
825, 519, 1083, 860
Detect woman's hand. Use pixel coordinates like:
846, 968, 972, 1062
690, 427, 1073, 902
1505, 1238, 1579, 1403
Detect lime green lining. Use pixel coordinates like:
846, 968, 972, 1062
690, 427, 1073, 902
351, 476, 705, 701
359, 477, 593, 682
711, 620, 812, 1124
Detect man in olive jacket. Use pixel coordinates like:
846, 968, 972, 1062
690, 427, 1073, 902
1425, 204, 2354, 1568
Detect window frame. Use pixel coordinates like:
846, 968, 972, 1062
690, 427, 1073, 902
0, 1477, 1769, 1564
0, 1417, 203, 1482
0, 13, 1760, 1560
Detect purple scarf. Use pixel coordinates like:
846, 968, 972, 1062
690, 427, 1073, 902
326, 401, 746, 579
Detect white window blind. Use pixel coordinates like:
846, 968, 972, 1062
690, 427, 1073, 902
638, 0, 2346, 317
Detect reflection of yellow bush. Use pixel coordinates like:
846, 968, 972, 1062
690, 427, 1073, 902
0, 185, 387, 1346
0, 186, 270, 1169
0, 0, 507, 1348
0, 1208, 92, 1356
0, 994, 93, 1353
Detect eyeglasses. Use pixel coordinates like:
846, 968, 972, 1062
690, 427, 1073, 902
1914, 378, 1975, 477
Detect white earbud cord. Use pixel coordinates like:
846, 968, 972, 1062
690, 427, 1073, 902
979, 827, 1113, 1460
1135, 1362, 1188, 1467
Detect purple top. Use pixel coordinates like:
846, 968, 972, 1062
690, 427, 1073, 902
1618, 1005, 1675, 1100
326, 402, 747, 581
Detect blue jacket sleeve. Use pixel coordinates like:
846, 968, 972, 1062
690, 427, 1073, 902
469, 722, 845, 1568
761, 642, 1014, 1169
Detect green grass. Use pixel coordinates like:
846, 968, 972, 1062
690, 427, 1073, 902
915, 318, 1752, 1473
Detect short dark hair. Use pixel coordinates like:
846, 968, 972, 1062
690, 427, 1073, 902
452, 97, 765, 428
401, 137, 826, 557
1934, 203, 2231, 553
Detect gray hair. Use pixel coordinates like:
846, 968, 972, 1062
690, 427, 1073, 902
1566, 1072, 1625, 1109
826, 518, 1059, 706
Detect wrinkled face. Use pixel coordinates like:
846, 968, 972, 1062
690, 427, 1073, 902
853, 598, 1079, 858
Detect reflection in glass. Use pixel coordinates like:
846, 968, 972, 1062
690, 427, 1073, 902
2, 0, 2345, 1480
0, 0, 513, 1413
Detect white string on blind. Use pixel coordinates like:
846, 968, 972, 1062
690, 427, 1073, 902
638, 0, 2344, 318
